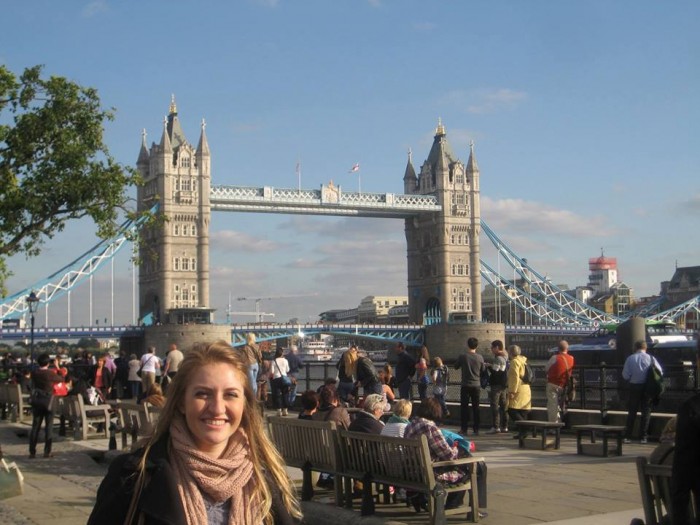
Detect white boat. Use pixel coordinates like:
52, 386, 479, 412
300, 340, 333, 362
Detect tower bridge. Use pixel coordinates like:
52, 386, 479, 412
2, 99, 698, 354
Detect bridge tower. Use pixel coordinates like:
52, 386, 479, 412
404, 120, 482, 324
136, 97, 212, 325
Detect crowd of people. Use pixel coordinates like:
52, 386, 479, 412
4, 332, 697, 523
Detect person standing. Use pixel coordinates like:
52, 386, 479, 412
670, 337, 700, 523
113, 351, 129, 399
285, 345, 303, 407
454, 337, 486, 436
92, 355, 113, 402
271, 347, 291, 416
506, 344, 531, 433
622, 340, 662, 444
242, 333, 262, 396
415, 345, 430, 400
487, 339, 509, 433
394, 342, 416, 400
545, 340, 575, 423
28, 353, 63, 459
163, 343, 184, 384
127, 354, 141, 399
139, 346, 160, 395
430, 357, 450, 418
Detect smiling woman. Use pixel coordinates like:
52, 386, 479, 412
88, 341, 301, 525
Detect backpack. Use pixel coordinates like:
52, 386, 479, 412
645, 359, 664, 405
521, 362, 535, 385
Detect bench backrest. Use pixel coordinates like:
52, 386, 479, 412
6, 383, 31, 422
636, 456, 674, 525
337, 429, 435, 492
117, 401, 151, 435
267, 416, 339, 472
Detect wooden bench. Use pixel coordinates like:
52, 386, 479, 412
337, 428, 484, 524
514, 420, 564, 450
115, 401, 160, 449
573, 424, 625, 457
1, 384, 32, 424
267, 416, 342, 505
70, 394, 112, 440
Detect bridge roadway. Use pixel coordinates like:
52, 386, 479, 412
0, 323, 595, 342
0, 409, 647, 524
0, 323, 591, 346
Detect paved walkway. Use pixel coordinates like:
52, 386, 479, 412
0, 414, 651, 524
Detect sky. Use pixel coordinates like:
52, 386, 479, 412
2, 0, 699, 327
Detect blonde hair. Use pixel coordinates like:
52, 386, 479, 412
394, 399, 412, 419
246, 332, 257, 346
133, 341, 300, 523
508, 344, 522, 357
343, 346, 359, 377
432, 356, 443, 367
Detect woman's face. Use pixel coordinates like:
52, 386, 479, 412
181, 362, 246, 458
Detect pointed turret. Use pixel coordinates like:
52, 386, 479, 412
166, 94, 188, 150
160, 116, 172, 153
196, 118, 210, 157
466, 140, 479, 174
403, 148, 417, 193
137, 128, 149, 166
426, 118, 457, 173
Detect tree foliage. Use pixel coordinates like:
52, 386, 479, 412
0, 65, 142, 294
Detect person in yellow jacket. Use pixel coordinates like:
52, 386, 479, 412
506, 345, 531, 436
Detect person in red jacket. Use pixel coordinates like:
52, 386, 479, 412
545, 340, 575, 423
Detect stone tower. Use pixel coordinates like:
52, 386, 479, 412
404, 120, 482, 324
136, 97, 212, 325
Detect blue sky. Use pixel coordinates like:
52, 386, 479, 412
2, 0, 699, 326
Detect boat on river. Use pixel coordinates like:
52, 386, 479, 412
299, 340, 333, 362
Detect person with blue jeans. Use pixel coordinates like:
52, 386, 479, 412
285, 345, 303, 407
242, 333, 262, 396
394, 342, 416, 400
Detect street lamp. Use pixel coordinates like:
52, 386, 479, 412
26, 291, 39, 365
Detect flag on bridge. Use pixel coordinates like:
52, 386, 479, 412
348, 163, 359, 173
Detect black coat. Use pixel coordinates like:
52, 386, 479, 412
348, 410, 384, 435
88, 435, 296, 525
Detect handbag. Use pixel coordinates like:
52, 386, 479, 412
274, 359, 292, 387
29, 389, 53, 411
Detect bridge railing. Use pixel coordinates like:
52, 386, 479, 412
291, 361, 697, 416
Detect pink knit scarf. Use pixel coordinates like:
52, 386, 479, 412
169, 417, 261, 524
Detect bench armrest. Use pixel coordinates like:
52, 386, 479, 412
432, 456, 485, 468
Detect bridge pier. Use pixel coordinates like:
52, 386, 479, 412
424, 322, 505, 362
121, 324, 233, 356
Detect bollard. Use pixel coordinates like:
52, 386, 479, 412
108, 422, 117, 450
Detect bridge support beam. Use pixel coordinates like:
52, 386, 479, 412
424, 322, 505, 362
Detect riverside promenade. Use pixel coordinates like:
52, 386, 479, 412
0, 412, 649, 525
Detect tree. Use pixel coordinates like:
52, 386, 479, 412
0, 65, 142, 294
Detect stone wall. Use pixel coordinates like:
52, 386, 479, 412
143, 324, 232, 357
424, 322, 505, 363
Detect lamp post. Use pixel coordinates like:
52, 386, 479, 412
26, 291, 39, 366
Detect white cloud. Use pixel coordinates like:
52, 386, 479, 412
210, 230, 285, 252
250, 0, 279, 8
682, 193, 700, 214
482, 196, 614, 238
82, 1, 109, 17
412, 21, 436, 32
439, 88, 527, 115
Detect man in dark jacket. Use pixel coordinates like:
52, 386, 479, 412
487, 339, 509, 433
355, 354, 382, 396
348, 393, 385, 435
454, 337, 486, 436
29, 352, 63, 458
394, 342, 416, 400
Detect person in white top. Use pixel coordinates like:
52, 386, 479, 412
270, 347, 291, 416
140, 346, 161, 394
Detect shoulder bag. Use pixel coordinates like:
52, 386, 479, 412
563, 355, 576, 402
274, 359, 292, 387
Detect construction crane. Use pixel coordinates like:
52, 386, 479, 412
235, 293, 318, 323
